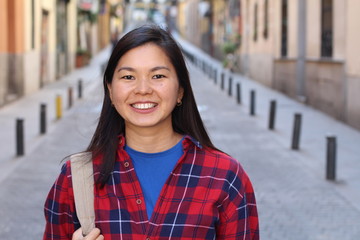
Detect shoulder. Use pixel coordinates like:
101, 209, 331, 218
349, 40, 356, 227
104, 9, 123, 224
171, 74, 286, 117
68, 152, 92, 164
54, 159, 73, 192
57, 152, 92, 189
44, 158, 74, 208
196, 147, 247, 180
203, 147, 254, 192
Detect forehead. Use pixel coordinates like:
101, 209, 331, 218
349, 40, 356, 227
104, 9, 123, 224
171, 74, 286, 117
117, 43, 172, 68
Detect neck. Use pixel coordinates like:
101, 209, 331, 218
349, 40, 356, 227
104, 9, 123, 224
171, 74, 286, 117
125, 126, 183, 153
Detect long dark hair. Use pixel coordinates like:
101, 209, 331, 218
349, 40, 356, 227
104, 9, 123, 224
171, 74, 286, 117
88, 25, 218, 186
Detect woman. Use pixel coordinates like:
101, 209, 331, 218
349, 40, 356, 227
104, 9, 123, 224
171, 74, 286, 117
43, 25, 259, 240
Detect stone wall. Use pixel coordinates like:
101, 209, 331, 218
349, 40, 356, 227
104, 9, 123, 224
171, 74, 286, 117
346, 76, 360, 129
273, 59, 297, 98
248, 54, 274, 87
8, 54, 24, 100
305, 60, 346, 121
0, 54, 8, 106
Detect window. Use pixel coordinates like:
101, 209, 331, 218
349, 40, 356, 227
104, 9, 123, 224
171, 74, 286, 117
263, 0, 268, 39
229, 0, 241, 18
321, 0, 333, 57
254, 3, 258, 41
281, 0, 288, 57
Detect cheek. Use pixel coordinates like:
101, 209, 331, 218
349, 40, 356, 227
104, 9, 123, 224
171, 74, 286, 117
110, 84, 130, 100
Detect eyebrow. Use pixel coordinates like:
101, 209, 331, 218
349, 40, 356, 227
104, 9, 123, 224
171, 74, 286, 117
116, 66, 171, 73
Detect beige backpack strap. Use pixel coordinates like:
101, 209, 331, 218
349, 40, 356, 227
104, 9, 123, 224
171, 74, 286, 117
70, 152, 95, 236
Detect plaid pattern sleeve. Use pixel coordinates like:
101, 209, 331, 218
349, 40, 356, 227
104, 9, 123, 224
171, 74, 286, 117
43, 136, 259, 239
43, 162, 80, 240
214, 153, 259, 239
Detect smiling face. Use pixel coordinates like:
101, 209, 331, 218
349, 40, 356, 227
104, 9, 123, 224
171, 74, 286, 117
108, 43, 183, 133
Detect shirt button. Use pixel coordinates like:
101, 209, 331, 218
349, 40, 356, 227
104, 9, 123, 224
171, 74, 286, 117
124, 162, 130, 168
136, 199, 142, 205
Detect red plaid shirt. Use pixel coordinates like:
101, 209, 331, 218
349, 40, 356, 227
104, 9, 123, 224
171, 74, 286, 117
43, 136, 259, 239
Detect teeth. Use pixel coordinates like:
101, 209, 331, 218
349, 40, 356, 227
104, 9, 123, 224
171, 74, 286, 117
132, 103, 157, 109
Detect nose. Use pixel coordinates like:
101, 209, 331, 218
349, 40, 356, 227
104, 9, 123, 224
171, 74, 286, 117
134, 77, 153, 95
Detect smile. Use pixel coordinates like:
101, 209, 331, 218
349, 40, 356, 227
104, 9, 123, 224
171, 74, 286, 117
131, 103, 158, 110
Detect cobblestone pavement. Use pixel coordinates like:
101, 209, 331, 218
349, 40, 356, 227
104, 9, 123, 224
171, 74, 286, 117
0, 39, 360, 239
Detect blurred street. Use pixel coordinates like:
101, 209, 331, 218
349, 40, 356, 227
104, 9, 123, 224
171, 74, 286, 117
0, 32, 360, 239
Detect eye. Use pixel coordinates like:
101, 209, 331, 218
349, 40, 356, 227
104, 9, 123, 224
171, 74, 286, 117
152, 74, 166, 79
121, 75, 134, 80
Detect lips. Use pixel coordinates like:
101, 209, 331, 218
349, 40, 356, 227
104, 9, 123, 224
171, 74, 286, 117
131, 102, 158, 110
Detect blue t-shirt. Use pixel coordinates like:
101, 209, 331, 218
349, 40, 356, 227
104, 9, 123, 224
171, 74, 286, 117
124, 138, 184, 218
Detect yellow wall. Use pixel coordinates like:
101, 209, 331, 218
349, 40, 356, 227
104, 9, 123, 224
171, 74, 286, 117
67, 0, 78, 70
287, 0, 297, 58
333, 0, 346, 60
241, 0, 275, 86
306, 0, 320, 59
346, 0, 360, 76
41, 0, 56, 54
177, 2, 186, 37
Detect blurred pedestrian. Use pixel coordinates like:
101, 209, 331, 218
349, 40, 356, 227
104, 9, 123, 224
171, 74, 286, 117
43, 25, 259, 240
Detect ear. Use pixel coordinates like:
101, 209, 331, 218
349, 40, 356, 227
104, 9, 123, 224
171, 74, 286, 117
177, 87, 184, 102
107, 83, 113, 102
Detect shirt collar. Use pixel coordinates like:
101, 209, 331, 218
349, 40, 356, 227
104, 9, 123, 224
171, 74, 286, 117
182, 135, 202, 149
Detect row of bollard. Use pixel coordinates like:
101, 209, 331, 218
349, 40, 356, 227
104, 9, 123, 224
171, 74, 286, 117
15, 79, 84, 157
186, 52, 337, 182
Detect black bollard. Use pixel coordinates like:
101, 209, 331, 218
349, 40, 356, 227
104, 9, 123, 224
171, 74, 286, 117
221, 72, 225, 90
190, 53, 194, 63
291, 113, 302, 150
208, 65, 213, 79
228, 76, 233, 96
16, 118, 24, 156
68, 87, 73, 109
326, 136, 337, 181
214, 69, 217, 84
40, 103, 47, 134
78, 79, 83, 99
101, 63, 107, 73
250, 90, 256, 116
236, 83, 242, 104
268, 100, 277, 130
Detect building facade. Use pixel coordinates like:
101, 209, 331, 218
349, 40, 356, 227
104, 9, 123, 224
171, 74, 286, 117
177, 0, 213, 55
0, 0, 77, 107
177, 0, 360, 130
0, 0, 125, 108
241, 0, 360, 129
177, 0, 242, 69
